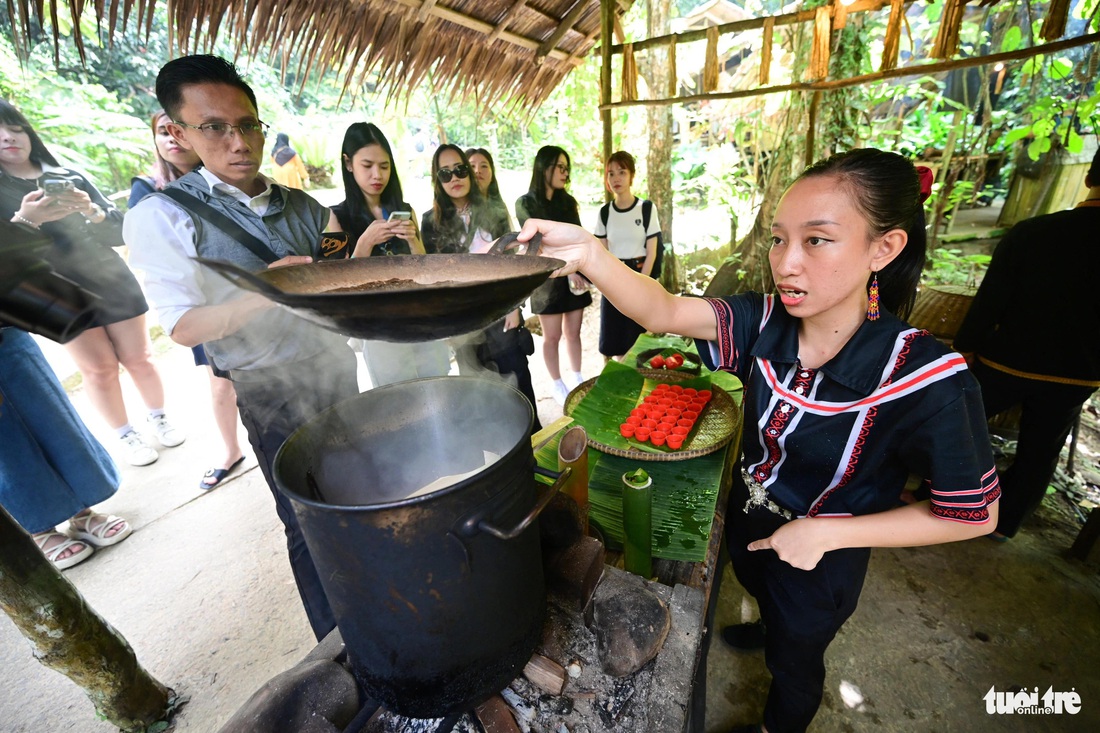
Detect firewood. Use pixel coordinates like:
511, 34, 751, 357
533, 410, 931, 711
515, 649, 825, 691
475, 694, 521, 733
523, 653, 568, 696
545, 535, 605, 611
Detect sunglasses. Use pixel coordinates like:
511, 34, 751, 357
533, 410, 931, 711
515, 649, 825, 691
436, 164, 470, 184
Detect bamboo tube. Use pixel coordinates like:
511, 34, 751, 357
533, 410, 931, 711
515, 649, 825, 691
621, 43, 638, 102
931, 0, 966, 59
621, 469, 653, 578
806, 6, 832, 81
557, 426, 590, 533
759, 17, 774, 85
668, 34, 678, 97
880, 0, 904, 72
834, 0, 849, 30
704, 26, 719, 92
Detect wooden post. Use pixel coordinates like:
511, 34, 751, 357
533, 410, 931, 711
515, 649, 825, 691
601, 0, 614, 172
932, 108, 965, 242
806, 90, 822, 164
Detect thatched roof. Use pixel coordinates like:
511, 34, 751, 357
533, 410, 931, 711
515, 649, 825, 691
10, 0, 634, 109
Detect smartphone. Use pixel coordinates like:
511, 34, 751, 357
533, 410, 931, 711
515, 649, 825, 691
387, 211, 412, 222
42, 179, 75, 195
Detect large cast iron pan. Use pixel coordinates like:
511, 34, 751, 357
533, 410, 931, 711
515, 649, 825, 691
196, 233, 560, 342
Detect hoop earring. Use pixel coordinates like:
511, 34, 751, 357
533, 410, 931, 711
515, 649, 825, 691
867, 273, 880, 321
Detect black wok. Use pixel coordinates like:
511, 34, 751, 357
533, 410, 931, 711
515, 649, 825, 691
196, 233, 561, 342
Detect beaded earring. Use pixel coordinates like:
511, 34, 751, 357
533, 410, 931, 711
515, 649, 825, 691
867, 273, 880, 321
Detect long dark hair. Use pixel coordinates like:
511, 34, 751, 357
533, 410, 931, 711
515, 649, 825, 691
522, 145, 578, 222
798, 148, 926, 320
466, 147, 504, 204
0, 99, 60, 169
430, 144, 483, 224
339, 122, 405, 231
429, 144, 509, 249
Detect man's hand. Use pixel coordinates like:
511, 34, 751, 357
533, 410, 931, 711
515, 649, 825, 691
268, 255, 313, 269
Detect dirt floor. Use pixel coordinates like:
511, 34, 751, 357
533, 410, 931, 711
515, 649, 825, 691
2, 293, 1099, 732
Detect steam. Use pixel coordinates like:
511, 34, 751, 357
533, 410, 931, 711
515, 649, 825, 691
294, 365, 534, 508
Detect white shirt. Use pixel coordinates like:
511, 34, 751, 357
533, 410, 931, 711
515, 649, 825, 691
124, 169, 275, 335
593, 197, 661, 260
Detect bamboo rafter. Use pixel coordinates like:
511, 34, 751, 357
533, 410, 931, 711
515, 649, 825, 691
600, 31, 1100, 110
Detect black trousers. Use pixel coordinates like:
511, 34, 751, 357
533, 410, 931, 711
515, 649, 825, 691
971, 360, 1095, 537
725, 482, 870, 733
231, 349, 360, 641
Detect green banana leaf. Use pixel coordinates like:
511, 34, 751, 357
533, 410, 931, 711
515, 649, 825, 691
568, 360, 715, 455
534, 430, 725, 563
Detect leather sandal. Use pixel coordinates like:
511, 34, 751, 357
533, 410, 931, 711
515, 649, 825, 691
199, 455, 246, 490
67, 512, 132, 547
33, 531, 95, 570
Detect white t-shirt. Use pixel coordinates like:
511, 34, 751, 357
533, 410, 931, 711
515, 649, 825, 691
593, 198, 661, 260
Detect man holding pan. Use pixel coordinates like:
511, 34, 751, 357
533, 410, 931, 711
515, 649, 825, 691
125, 54, 357, 641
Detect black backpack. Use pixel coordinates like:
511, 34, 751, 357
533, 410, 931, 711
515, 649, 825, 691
599, 198, 663, 279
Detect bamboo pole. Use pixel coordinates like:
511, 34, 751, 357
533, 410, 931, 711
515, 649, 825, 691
601, 0, 614, 171
599, 31, 1100, 110
601, 0, 917, 55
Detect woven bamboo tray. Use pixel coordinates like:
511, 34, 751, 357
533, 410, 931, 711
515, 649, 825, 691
564, 368, 740, 461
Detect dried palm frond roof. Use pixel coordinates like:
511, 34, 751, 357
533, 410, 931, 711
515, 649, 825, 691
9, 0, 634, 109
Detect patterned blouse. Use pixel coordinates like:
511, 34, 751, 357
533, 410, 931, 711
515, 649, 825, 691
698, 293, 1000, 523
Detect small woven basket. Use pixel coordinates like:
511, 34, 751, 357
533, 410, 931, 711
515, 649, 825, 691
564, 369, 741, 462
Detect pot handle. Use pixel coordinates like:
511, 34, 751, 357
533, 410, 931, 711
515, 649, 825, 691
488, 231, 543, 257
474, 465, 571, 541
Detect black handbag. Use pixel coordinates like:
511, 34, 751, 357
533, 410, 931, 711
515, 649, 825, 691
478, 323, 535, 364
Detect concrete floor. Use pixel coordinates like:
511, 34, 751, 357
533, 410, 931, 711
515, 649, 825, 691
3, 299, 1100, 732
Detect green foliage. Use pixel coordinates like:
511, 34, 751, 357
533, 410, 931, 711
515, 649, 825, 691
923, 247, 991, 288
0, 32, 147, 194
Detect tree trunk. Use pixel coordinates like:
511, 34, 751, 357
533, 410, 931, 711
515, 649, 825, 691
642, 0, 675, 291
0, 505, 174, 731
706, 8, 822, 297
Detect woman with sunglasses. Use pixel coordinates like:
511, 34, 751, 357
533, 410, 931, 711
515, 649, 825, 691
333, 122, 448, 386
467, 147, 513, 230
0, 99, 184, 467
515, 145, 591, 405
422, 145, 541, 429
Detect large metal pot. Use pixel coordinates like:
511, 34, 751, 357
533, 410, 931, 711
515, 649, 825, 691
273, 377, 567, 717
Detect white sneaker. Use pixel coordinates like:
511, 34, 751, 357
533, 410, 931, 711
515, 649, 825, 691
564, 371, 584, 390
551, 380, 570, 406
120, 431, 158, 466
148, 415, 185, 448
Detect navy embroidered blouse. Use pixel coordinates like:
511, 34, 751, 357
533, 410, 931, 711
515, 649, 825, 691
697, 293, 1000, 523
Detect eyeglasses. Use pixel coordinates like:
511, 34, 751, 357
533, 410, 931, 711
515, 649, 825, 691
436, 164, 470, 184
174, 120, 269, 140
555, 163, 570, 175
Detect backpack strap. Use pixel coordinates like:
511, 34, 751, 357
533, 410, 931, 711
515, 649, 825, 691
160, 188, 279, 265
642, 199, 653, 232
599, 202, 610, 232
